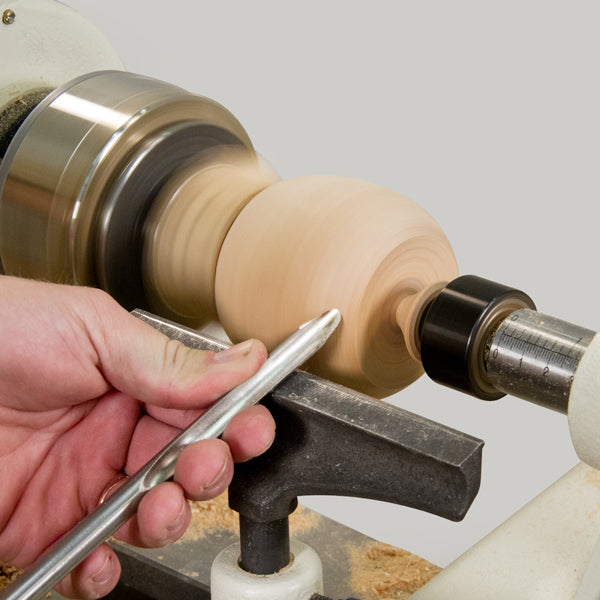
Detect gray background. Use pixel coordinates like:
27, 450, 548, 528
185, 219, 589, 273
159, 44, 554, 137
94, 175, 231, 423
61, 0, 598, 567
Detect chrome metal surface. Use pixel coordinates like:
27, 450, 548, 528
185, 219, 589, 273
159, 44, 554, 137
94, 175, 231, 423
0, 70, 252, 290
486, 309, 594, 412
0, 308, 340, 600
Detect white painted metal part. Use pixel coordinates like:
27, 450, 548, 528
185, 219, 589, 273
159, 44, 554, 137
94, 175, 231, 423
410, 462, 600, 599
0, 0, 123, 108
210, 540, 324, 600
573, 533, 600, 600
569, 333, 600, 470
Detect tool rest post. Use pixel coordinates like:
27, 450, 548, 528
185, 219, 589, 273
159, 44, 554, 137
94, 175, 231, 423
238, 515, 291, 575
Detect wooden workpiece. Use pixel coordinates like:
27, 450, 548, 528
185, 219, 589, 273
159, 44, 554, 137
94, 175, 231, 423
215, 175, 458, 397
145, 155, 458, 397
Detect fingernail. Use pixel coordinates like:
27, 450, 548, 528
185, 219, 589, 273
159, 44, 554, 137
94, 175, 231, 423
204, 459, 228, 490
91, 554, 112, 585
214, 339, 256, 363
166, 499, 188, 535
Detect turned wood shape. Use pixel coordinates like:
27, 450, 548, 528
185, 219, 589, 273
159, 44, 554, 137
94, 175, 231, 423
215, 175, 458, 398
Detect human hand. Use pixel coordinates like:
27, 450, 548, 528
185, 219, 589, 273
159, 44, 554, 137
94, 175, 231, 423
0, 275, 275, 598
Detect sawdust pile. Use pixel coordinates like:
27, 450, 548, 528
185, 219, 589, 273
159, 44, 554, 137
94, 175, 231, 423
349, 541, 441, 600
185, 491, 321, 541
0, 562, 21, 591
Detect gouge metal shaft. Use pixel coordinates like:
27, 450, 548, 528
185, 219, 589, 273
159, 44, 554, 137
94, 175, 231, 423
0, 308, 341, 600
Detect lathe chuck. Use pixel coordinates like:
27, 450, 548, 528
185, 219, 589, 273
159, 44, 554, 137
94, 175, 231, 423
0, 70, 254, 310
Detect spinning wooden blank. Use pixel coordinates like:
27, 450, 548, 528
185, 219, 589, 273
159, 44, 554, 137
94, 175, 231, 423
215, 175, 458, 397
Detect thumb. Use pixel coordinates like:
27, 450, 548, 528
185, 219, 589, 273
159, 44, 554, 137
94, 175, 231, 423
83, 290, 267, 409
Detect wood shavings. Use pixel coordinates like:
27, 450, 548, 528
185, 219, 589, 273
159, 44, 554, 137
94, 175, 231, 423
0, 562, 21, 591
349, 541, 441, 600
184, 491, 321, 541
185, 491, 238, 539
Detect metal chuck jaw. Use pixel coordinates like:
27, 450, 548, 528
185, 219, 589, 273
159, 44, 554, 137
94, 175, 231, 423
419, 275, 595, 413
